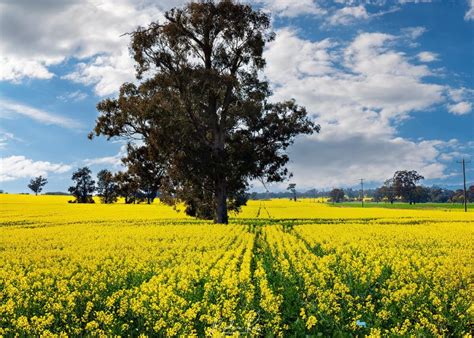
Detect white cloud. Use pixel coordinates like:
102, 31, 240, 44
0, 131, 21, 150
401, 26, 427, 39
447, 101, 472, 115
0, 0, 169, 93
0, 99, 83, 129
57, 90, 88, 102
328, 5, 369, 25
465, 0, 474, 20
263, 29, 455, 188
255, 0, 325, 17
63, 46, 137, 96
0, 0, 331, 94
0, 0, 442, 97
0, 156, 71, 182
283, 136, 448, 189
417, 51, 438, 62
263, 29, 337, 83
83, 145, 127, 168
448, 88, 467, 102
0, 57, 55, 82
446, 87, 473, 116
324, 4, 400, 27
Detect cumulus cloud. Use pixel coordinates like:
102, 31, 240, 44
0, 99, 82, 129
283, 136, 448, 189
328, 5, 369, 25
0, 57, 55, 82
0, 0, 446, 97
1, 0, 325, 95
0, 0, 171, 93
266, 29, 442, 133
447, 101, 472, 115
62, 46, 137, 97
0, 156, 71, 182
446, 87, 473, 115
263, 29, 458, 188
417, 51, 438, 62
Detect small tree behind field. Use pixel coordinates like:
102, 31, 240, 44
392, 170, 424, 204
97, 169, 118, 204
413, 186, 430, 203
378, 179, 396, 204
28, 176, 48, 195
329, 188, 345, 203
287, 183, 297, 201
123, 145, 163, 205
68, 167, 95, 203
429, 186, 454, 203
114, 171, 140, 204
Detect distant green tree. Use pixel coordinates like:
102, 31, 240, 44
329, 188, 345, 203
392, 170, 424, 204
114, 171, 140, 204
287, 183, 297, 201
372, 187, 384, 202
413, 186, 430, 203
97, 169, 118, 204
379, 179, 397, 204
122, 145, 164, 205
450, 189, 464, 203
428, 186, 454, 203
68, 167, 95, 203
28, 176, 48, 195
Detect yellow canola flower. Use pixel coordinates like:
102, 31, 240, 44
0, 194, 472, 336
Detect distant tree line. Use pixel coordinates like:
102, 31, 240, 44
23, 168, 472, 206
65, 165, 162, 204
330, 170, 473, 204
249, 170, 473, 205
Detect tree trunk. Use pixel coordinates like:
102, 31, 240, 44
215, 178, 228, 224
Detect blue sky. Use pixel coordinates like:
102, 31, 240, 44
0, 0, 473, 193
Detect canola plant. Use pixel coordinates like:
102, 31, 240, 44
0, 194, 472, 336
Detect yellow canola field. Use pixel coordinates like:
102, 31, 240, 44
0, 194, 473, 336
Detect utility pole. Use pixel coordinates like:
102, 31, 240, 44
456, 158, 470, 212
360, 178, 364, 207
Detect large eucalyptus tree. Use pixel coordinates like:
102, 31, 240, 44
90, 0, 319, 223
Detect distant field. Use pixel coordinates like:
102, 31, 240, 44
332, 201, 472, 210
1, 195, 473, 336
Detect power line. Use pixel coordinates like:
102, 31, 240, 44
360, 178, 364, 207
456, 158, 471, 212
